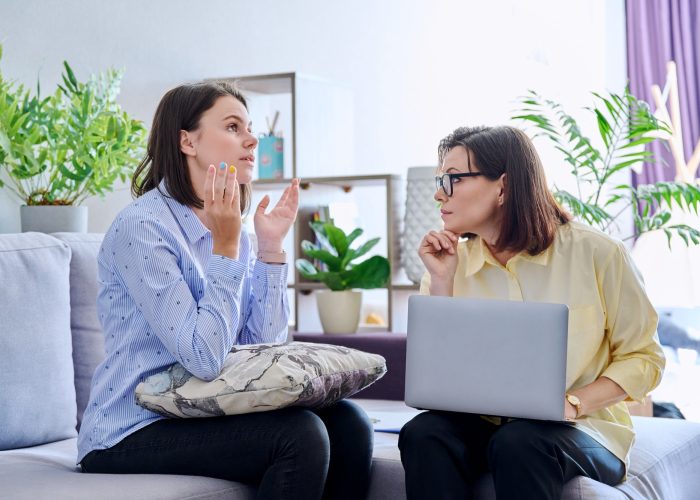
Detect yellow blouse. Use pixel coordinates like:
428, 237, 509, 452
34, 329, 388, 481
420, 221, 665, 468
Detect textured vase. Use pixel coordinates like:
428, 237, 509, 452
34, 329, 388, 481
401, 167, 442, 284
316, 290, 362, 334
20, 205, 88, 233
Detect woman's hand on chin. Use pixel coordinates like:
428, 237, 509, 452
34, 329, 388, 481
254, 178, 300, 252
418, 230, 459, 294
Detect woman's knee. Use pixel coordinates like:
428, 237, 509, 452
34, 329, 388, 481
276, 408, 331, 466
487, 420, 553, 464
399, 411, 454, 452
323, 400, 373, 439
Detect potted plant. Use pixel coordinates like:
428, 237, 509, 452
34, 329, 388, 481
0, 45, 146, 232
512, 88, 700, 247
296, 221, 391, 334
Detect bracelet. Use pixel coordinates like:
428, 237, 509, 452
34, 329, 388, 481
257, 250, 287, 264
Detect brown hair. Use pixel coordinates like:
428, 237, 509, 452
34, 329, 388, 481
438, 125, 571, 255
131, 81, 251, 214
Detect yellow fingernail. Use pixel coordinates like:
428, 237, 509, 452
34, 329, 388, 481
230, 165, 236, 173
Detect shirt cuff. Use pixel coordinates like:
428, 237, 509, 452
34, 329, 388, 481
252, 260, 288, 286
207, 254, 247, 289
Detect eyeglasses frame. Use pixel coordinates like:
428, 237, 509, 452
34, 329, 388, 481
435, 172, 484, 196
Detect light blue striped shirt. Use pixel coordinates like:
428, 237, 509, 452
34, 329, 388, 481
77, 183, 289, 463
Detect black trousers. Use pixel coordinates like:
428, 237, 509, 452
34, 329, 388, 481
81, 400, 373, 500
399, 410, 625, 500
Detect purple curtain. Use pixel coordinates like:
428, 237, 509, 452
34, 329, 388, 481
626, 0, 700, 185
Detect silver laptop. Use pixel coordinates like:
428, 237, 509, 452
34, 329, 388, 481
405, 296, 569, 421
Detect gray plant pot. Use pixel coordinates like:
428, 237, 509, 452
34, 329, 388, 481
20, 205, 88, 233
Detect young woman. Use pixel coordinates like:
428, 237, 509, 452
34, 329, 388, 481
77, 81, 373, 500
399, 125, 665, 499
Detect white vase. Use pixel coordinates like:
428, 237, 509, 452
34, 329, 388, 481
20, 205, 88, 233
316, 290, 362, 334
401, 167, 442, 284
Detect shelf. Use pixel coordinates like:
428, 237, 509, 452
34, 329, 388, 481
392, 284, 420, 291
290, 282, 326, 291
288, 282, 419, 291
233, 73, 295, 95
253, 174, 399, 190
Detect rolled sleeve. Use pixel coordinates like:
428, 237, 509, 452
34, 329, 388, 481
599, 243, 666, 402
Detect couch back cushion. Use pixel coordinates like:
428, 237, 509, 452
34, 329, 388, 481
52, 233, 105, 430
0, 233, 77, 449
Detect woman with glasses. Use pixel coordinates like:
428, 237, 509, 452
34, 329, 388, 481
399, 125, 665, 499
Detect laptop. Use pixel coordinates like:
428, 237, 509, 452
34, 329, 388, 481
405, 295, 569, 421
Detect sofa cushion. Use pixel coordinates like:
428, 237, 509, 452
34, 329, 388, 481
135, 342, 387, 417
0, 438, 254, 500
0, 233, 77, 450
1, 401, 699, 500
52, 233, 105, 430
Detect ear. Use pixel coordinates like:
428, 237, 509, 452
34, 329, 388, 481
497, 173, 506, 205
180, 130, 197, 157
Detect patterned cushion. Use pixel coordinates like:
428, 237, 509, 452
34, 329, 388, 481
135, 342, 387, 417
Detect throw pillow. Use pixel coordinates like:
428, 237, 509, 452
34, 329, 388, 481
52, 232, 105, 431
0, 233, 77, 450
135, 341, 386, 418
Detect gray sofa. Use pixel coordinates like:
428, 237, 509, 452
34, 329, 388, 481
2, 232, 700, 500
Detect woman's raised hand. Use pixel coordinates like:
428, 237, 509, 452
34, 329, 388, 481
418, 230, 459, 293
204, 162, 242, 259
254, 178, 300, 253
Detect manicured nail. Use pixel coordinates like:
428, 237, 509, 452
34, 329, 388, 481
219, 161, 227, 170
208, 164, 215, 172
229, 165, 236, 173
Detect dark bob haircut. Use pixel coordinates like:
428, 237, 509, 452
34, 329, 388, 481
438, 125, 571, 255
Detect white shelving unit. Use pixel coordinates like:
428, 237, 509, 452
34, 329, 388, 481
211, 72, 419, 332
252, 174, 418, 332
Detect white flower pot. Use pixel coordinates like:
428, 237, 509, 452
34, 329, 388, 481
20, 205, 88, 233
316, 290, 362, 334
402, 167, 443, 283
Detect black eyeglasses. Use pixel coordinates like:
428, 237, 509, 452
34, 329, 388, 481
435, 172, 483, 196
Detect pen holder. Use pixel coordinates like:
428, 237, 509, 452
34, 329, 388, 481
258, 135, 284, 179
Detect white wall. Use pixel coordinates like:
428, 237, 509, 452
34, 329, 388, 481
0, 0, 627, 234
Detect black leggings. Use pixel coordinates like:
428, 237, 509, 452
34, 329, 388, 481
81, 400, 373, 500
399, 410, 626, 500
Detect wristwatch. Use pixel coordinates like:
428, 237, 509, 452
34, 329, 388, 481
566, 393, 583, 418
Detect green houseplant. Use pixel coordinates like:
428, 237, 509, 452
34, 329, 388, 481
0, 45, 146, 231
296, 221, 391, 334
513, 88, 700, 248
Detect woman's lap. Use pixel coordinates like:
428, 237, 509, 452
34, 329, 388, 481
81, 405, 329, 481
400, 410, 625, 493
81, 400, 373, 494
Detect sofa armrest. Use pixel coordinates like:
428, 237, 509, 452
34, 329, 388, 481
292, 332, 407, 401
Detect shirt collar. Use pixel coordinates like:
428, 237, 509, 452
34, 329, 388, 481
158, 180, 209, 243
463, 236, 552, 277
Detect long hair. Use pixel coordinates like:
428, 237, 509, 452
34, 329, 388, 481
438, 125, 571, 255
132, 81, 251, 214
